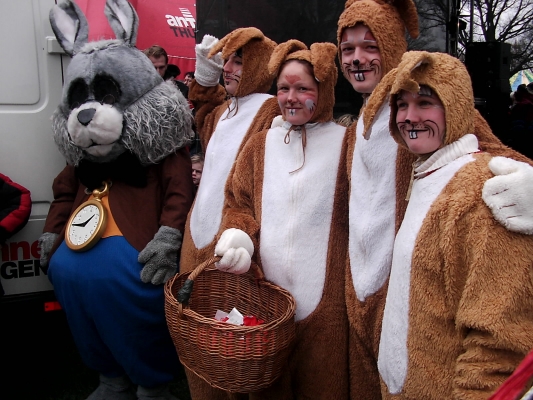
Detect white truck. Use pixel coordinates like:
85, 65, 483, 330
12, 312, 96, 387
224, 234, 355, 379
0, 0, 67, 313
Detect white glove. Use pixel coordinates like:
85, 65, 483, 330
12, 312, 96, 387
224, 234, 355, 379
482, 156, 533, 235
214, 228, 254, 274
271, 115, 284, 128
194, 34, 224, 87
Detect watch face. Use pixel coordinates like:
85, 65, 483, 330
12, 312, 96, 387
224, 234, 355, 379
66, 200, 107, 251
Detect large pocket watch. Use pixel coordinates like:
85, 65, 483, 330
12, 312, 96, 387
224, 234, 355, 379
65, 181, 110, 251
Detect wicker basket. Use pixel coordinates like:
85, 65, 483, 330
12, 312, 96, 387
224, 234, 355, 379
164, 256, 296, 393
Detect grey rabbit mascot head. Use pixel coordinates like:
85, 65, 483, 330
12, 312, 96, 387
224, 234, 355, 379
49, 0, 194, 168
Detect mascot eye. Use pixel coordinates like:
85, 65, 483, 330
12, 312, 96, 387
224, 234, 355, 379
68, 79, 89, 110
100, 94, 115, 106
93, 75, 121, 106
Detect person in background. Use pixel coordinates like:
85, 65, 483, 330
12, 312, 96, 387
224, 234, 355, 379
143, 44, 188, 99
183, 71, 195, 87
190, 152, 204, 195
364, 49, 533, 400
509, 83, 533, 159
164, 64, 180, 81
1, 173, 31, 295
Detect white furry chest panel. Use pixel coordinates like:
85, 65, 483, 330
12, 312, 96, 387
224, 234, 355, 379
260, 122, 345, 321
190, 93, 272, 249
378, 154, 475, 394
349, 105, 398, 301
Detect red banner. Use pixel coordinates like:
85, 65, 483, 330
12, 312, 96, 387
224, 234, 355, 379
74, 0, 196, 79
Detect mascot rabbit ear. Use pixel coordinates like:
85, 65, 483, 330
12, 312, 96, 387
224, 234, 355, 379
104, 0, 139, 46
49, 0, 89, 56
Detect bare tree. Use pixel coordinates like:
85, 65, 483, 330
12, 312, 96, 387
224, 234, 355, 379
417, 0, 533, 74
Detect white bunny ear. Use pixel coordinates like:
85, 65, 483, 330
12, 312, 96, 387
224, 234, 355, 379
104, 0, 139, 46
49, 0, 89, 56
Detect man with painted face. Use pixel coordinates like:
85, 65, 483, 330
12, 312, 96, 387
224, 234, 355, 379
364, 50, 533, 400
178, 27, 280, 400
336, 0, 533, 399
180, 27, 279, 277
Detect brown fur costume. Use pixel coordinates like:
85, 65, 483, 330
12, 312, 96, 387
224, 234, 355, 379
180, 27, 278, 274
179, 28, 279, 400
364, 50, 533, 399
214, 41, 350, 399
338, 2, 533, 399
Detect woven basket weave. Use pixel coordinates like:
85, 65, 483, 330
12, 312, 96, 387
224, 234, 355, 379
164, 256, 296, 393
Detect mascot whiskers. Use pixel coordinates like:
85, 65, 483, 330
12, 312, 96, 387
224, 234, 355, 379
38, 1, 194, 399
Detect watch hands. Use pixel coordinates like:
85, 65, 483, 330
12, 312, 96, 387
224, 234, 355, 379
72, 214, 96, 228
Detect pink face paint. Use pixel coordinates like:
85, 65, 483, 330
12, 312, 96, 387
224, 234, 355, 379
276, 60, 319, 126
285, 74, 301, 84
363, 30, 376, 41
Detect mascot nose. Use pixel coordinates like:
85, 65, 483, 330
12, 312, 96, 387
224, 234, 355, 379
77, 108, 96, 126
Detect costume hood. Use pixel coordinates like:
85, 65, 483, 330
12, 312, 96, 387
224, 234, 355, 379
208, 27, 276, 97
337, 0, 419, 77
268, 40, 338, 123
49, 0, 193, 166
363, 51, 476, 148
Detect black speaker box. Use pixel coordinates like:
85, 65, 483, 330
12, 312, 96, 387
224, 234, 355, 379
465, 41, 511, 98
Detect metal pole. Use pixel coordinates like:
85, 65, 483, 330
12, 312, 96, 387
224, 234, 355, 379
446, 0, 450, 54
470, 0, 474, 42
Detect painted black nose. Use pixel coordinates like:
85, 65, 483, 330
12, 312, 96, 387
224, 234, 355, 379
352, 59, 360, 66
405, 119, 411, 124
77, 108, 96, 126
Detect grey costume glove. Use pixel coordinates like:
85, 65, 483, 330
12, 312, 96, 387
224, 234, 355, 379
139, 226, 183, 285
194, 34, 224, 87
38, 232, 59, 267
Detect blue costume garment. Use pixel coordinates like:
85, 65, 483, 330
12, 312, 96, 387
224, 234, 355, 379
49, 237, 179, 387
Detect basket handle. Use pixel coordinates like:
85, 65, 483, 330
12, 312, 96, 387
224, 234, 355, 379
176, 255, 264, 306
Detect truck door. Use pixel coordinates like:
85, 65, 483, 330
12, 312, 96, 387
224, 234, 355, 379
0, 0, 66, 304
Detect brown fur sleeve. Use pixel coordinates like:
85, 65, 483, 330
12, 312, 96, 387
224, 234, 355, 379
474, 110, 533, 165
345, 121, 357, 182
438, 156, 533, 397
247, 97, 281, 132
220, 132, 267, 260
188, 79, 227, 147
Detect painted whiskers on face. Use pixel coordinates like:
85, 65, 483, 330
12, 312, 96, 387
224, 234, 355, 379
395, 88, 447, 156
397, 119, 441, 140
224, 70, 241, 85
223, 51, 243, 97
343, 59, 381, 82
340, 24, 382, 93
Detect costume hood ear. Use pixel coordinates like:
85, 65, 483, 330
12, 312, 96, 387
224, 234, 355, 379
310, 43, 338, 83
104, 0, 139, 46
391, 0, 419, 39
363, 67, 397, 139
209, 27, 265, 59
267, 39, 307, 76
390, 51, 433, 95
49, 0, 89, 56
